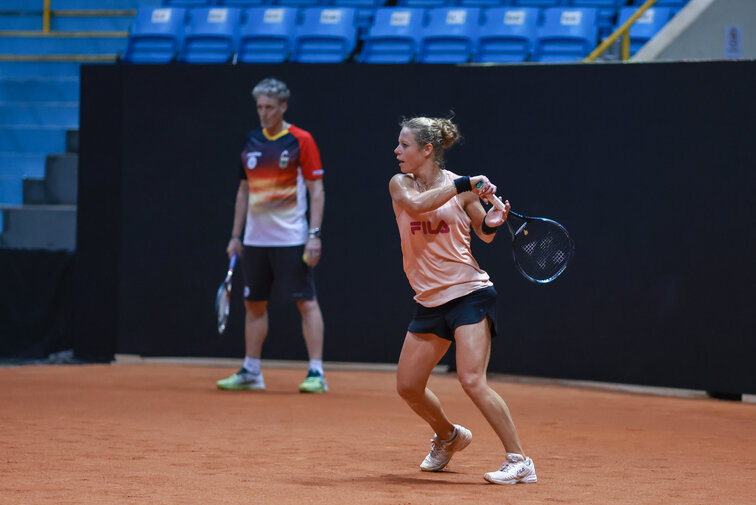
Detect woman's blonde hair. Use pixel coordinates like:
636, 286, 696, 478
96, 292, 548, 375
400, 116, 461, 167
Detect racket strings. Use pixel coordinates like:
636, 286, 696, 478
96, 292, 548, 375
513, 221, 572, 281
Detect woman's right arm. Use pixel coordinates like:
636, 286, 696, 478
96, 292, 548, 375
389, 174, 497, 218
389, 174, 458, 217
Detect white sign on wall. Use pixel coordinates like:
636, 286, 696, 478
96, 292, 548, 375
724, 25, 743, 60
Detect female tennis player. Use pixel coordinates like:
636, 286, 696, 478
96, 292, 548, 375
389, 116, 537, 485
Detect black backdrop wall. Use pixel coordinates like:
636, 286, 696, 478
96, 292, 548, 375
75, 61, 756, 395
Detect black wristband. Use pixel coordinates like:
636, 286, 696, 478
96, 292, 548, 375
481, 219, 498, 235
453, 176, 472, 194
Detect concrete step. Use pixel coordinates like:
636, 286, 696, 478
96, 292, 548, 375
0, 36, 127, 56
0, 204, 76, 251
0, 62, 82, 79
0, 153, 47, 179
0, 78, 80, 102
0, 103, 79, 128
22, 153, 78, 205
0, 126, 78, 154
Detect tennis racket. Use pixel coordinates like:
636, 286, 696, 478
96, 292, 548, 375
488, 195, 574, 284
215, 253, 237, 334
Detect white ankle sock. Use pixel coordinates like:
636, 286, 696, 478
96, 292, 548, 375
243, 357, 261, 375
309, 359, 323, 375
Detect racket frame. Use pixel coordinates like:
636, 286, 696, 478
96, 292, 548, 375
215, 253, 237, 334
488, 196, 574, 284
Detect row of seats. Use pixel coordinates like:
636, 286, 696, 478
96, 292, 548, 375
124, 5, 676, 64
159, 0, 688, 6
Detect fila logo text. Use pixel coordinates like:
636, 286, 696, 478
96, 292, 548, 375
410, 221, 450, 235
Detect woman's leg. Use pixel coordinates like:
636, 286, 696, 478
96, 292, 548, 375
454, 319, 525, 456
396, 331, 454, 440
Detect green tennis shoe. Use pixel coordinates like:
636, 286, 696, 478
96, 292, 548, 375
298, 369, 328, 393
216, 368, 265, 391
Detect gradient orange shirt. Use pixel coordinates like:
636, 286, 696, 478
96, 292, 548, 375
239, 125, 323, 246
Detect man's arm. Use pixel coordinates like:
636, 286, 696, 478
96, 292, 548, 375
227, 180, 248, 258
304, 178, 324, 267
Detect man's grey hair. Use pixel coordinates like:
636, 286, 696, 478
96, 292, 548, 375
251, 77, 290, 103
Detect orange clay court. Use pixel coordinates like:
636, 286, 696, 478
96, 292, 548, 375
1, 362, 755, 505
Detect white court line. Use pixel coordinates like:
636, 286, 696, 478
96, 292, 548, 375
113, 354, 754, 403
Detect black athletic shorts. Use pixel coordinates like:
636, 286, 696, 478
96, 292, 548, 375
408, 286, 498, 342
241, 245, 316, 302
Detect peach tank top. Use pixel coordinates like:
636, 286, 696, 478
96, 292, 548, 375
396, 171, 492, 307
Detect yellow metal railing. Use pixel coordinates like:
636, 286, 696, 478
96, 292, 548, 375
1, 1, 132, 37
584, 0, 658, 62
0, 1, 132, 62
43, 0, 51, 33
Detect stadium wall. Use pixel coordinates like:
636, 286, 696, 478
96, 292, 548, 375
635, 0, 756, 61
75, 61, 756, 396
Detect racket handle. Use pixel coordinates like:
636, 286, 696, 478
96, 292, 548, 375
474, 181, 508, 212
229, 253, 237, 269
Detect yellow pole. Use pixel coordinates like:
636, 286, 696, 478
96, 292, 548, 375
621, 29, 630, 60
43, 0, 51, 34
584, 0, 658, 62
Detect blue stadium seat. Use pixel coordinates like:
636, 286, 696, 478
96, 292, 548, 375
359, 7, 424, 63
474, 7, 538, 63
237, 7, 297, 63
124, 7, 186, 63
418, 7, 481, 64
633, 0, 688, 6
456, 0, 506, 7
510, 0, 564, 7
218, 0, 268, 5
291, 8, 358, 63
163, 0, 215, 6
179, 7, 242, 63
617, 7, 673, 56
570, 0, 624, 33
274, 0, 322, 7
397, 0, 453, 9
533, 7, 598, 62
331, 0, 389, 37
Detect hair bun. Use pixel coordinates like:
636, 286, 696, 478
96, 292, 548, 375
437, 118, 460, 149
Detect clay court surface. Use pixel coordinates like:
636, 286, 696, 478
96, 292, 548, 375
1, 363, 754, 505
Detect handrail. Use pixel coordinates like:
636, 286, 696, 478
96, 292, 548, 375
0, 2, 133, 39
0, 54, 118, 62
584, 0, 658, 62
43, 0, 51, 34
0, 31, 128, 38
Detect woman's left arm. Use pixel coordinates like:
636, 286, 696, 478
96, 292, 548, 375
464, 193, 510, 244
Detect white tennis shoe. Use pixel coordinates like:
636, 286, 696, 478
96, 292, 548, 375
484, 453, 537, 484
419, 424, 472, 472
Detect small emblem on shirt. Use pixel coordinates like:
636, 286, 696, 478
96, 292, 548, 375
410, 220, 450, 235
246, 152, 262, 169
279, 150, 290, 169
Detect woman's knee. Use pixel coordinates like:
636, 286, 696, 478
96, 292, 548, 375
396, 378, 424, 403
457, 371, 487, 397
